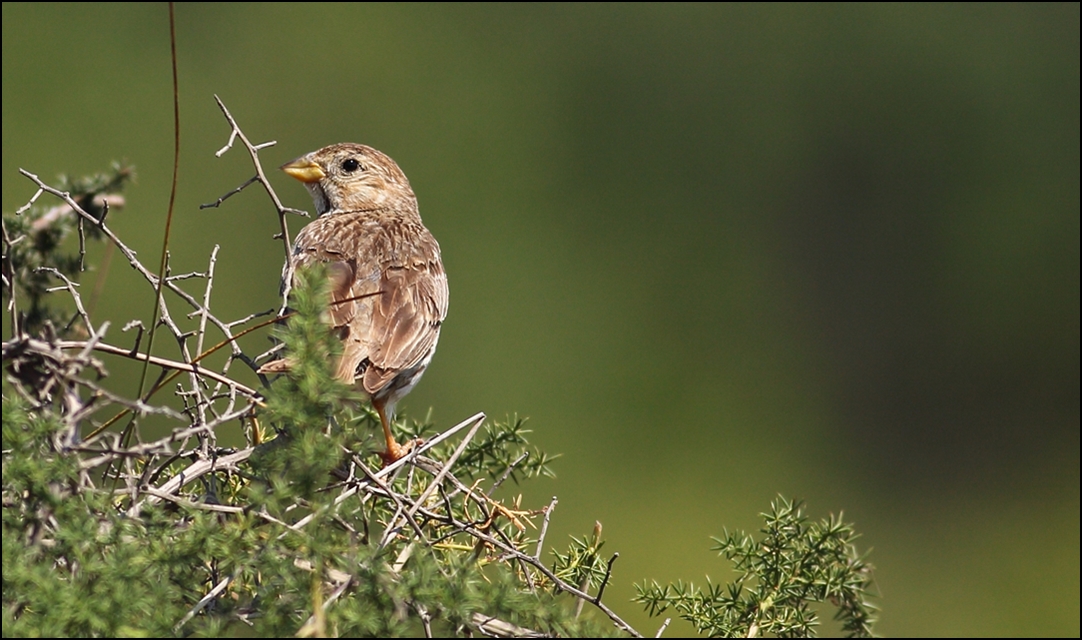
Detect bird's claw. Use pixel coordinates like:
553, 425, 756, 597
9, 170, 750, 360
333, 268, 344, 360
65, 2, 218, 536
379, 437, 424, 467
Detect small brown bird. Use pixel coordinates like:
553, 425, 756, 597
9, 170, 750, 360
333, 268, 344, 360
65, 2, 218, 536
263, 143, 448, 463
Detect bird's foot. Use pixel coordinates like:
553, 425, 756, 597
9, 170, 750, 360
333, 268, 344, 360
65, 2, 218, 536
379, 437, 424, 467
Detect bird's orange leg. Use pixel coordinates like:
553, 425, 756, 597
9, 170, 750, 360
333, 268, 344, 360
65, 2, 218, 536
374, 399, 412, 466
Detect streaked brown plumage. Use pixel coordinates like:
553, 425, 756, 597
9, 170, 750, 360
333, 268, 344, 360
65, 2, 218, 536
264, 143, 447, 463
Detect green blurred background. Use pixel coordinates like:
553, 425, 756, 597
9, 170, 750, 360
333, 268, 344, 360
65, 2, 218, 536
3, 3, 1078, 635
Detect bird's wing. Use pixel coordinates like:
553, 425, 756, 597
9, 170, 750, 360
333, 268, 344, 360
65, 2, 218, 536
289, 215, 382, 382
361, 231, 448, 394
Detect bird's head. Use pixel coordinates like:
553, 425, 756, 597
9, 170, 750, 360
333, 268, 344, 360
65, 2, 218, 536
281, 143, 416, 215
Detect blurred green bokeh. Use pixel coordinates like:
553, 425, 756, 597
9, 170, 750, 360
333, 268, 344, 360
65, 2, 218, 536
4, 4, 1078, 635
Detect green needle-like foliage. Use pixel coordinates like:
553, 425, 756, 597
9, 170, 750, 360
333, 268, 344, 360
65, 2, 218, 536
635, 496, 877, 638
2, 163, 133, 339
3, 164, 878, 638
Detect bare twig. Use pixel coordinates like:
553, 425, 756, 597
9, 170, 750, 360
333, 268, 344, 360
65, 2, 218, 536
202, 95, 303, 265
174, 574, 234, 632
406, 415, 485, 519
287, 412, 486, 532
535, 496, 558, 560
48, 339, 258, 397
470, 612, 548, 638
132, 0, 183, 448
17, 171, 256, 366
377, 413, 486, 548
127, 447, 255, 517
34, 267, 91, 334
487, 450, 529, 497
596, 553, 619, 604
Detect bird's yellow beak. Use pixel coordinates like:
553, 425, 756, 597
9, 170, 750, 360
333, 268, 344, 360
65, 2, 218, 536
281, 158, 326, 183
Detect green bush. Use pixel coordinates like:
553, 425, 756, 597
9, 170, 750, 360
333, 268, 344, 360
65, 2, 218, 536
2, 157, 875, 637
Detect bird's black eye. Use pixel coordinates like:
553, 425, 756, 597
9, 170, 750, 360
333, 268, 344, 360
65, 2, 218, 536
341, 158, 363, 173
